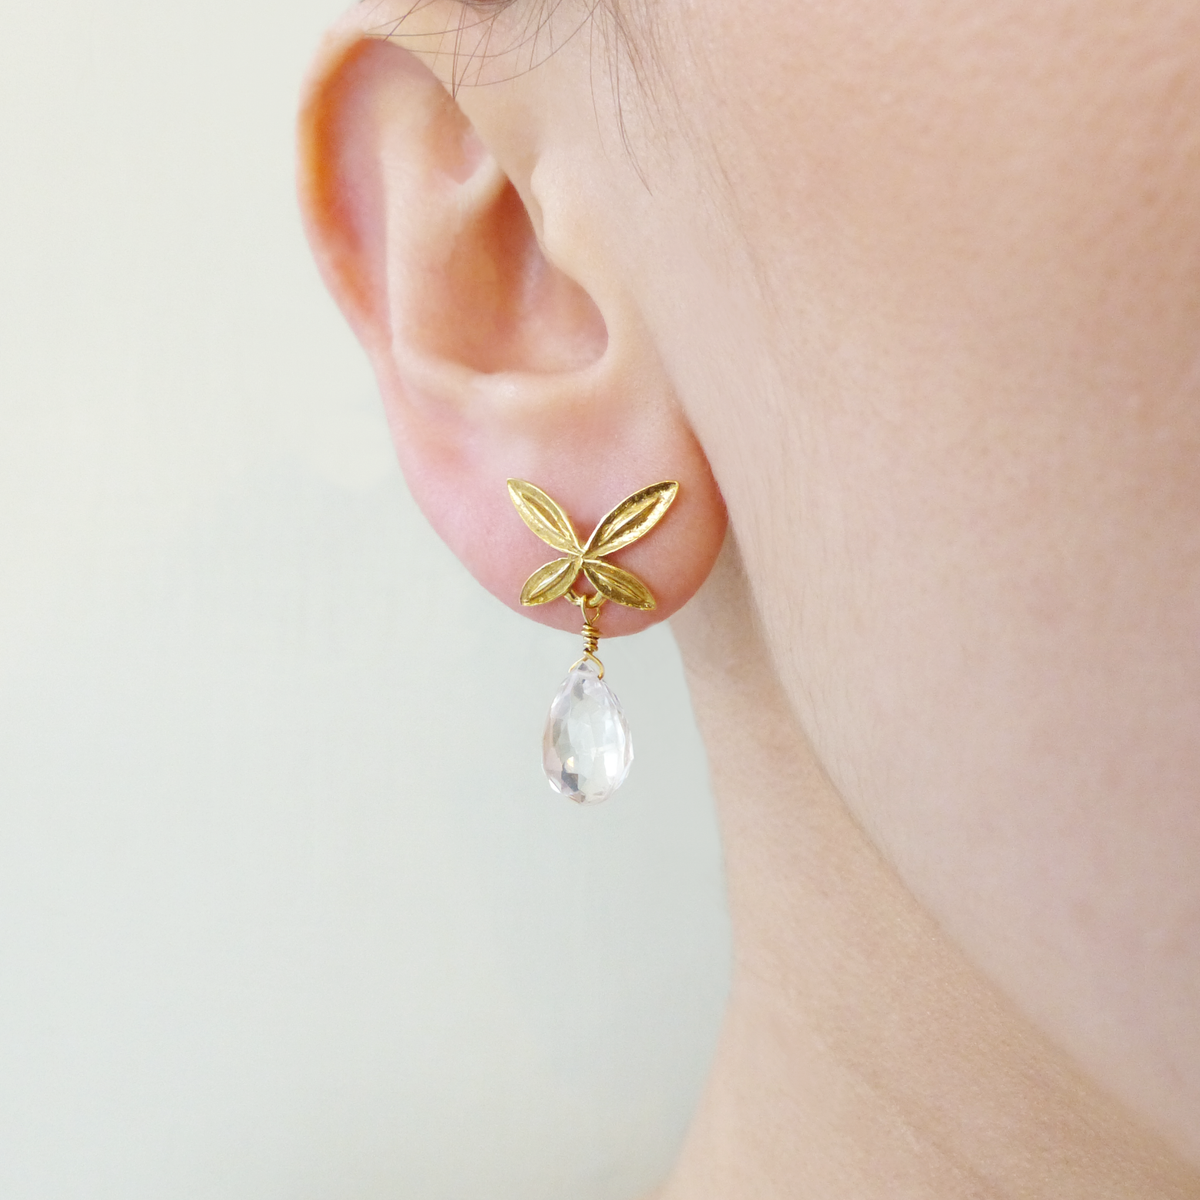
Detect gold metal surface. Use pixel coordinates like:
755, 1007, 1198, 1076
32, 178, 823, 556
507, 479, 679, 611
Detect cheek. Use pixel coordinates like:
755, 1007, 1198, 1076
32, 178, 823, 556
642, 0, 1200, 1157
779, 352, 1200, 1154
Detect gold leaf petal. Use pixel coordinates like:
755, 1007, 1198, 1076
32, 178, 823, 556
583, 559, 656, 610
507, 479, 582, 555
520, 556, 582, 606
584, 481, 679, 558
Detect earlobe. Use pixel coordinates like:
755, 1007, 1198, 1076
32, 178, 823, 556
297, 15, 725, 635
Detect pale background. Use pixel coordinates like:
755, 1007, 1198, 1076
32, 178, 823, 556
0, 2, 729, 1197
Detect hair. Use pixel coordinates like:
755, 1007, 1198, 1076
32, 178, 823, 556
363, 0, 666, 176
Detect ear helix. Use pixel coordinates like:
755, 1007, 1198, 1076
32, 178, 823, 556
507, 478, 679, 805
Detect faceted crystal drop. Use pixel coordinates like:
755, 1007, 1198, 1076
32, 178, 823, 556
542, 659, 633, 804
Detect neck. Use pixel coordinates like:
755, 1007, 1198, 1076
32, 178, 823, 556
660, 541, 1198, 1200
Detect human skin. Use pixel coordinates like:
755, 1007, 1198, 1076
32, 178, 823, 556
299, 1, 1200, 1193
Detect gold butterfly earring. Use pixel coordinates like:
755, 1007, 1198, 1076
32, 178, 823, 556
507, 478, 679, 804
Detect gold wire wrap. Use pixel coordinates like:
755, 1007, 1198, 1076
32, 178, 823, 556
568, 590, 606, 677
581, 619, 600, 657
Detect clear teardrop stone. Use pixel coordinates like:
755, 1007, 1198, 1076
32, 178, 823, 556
542, 659, 634, 804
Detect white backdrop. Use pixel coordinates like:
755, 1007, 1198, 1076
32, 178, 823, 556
0, 3, 729, 1197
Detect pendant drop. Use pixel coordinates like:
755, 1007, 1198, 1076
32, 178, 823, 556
542, 657, 633, 805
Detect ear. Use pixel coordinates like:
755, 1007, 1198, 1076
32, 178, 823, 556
296, 12, 725, 635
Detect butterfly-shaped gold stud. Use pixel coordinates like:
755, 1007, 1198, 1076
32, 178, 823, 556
508, 479, 679, 610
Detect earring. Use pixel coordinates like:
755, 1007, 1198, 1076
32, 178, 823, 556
507, 478, 679, 804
